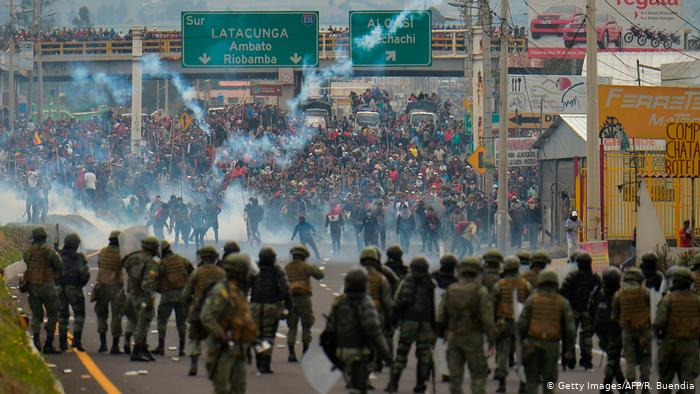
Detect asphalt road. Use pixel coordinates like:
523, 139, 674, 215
11, 241, 698, 394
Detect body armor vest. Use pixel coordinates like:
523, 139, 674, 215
194, 264, 225, 301
222, 283, 258, 344
97, 246, 122, 285
522, 271, 538, 287
497, 277, 528, 319
368, 270, 383, 308
483, 268, 500, 291
25, 245, 54, 285
58, 251, 84, 287
159, 254, 189, 292
528, 292, 565, 341
250, 265, 283, 304
445, 281, 481, 335
694, 272, 700, 295
667, 291, 700, 338
618, 287, 650, 330
286, 261, 312, 296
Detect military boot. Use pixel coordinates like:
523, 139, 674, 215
260, 355, 274, 374
98, 332, 108, 352
288, 345, 298, 362
110, 337, 122, 355
73, 332, 85, 352
143, 345, 156, 361
130, 345, 150, 362
496, 378, 506, 393
178, 336, 186, 357
255, 355, 263, 373
153, 337, 165, 355
384, 371, 402, 393
303, 342, 309, 355
59, 332, 68, 352
413, 363, 429, 393
123, 334, 132, 355
32, 333, 41, 350
188, 356, 198, 376
43, 334, 61, 354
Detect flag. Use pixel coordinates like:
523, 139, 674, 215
33, 132, 42, 145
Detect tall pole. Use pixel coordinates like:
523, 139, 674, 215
164, 79, 169, 115
497, 0, 509, 251
585, 0, 601, 241
8, 0, 15, 129
130, 28, 143, 152
478, 0, 494, 245
462, 0, 473, 140
35, 0, 43, 123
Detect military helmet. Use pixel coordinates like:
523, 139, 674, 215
258, 247, 276, 266
516, 251, 531, 266
161, 240, 171, 252
602, 266, 622, 288
223, 240, 241, 255
32, 226, 48, 240
198, 245, 219, 260
290, 245, 310, 259
503, 256, 520, 272
576, 252, 593, 266
530, 251, 551, 267
538, 270, 559, 286
692, 253, 700, 271
641, 251, 658, 265
386, 245, 403, 259
440, 254, 458, 269
360, 247, 380, 263
63, 233, 81, 250
623, 267, 644, 283
672, 266, 694, 284
409, 257, 430, 273
223, 253, 251, 280
141, 236, 160, 252
344, 266, 368, 293
458, 257, 483, 276
482, 248, 504, 264
108, 230, 121, 240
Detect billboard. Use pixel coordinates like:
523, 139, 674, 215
527, 0, 684, 59
598, 85, 700, 139
508, 75, 611, 115
494, 137, 538, 167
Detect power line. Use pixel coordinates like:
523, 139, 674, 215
660, 2, 700, 33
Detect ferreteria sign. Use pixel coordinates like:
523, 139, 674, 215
181, 11, 319, 68
665, 122, 700, 177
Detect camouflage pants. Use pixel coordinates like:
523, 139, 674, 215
157, 289, 187, 340
523, 338, 560, 394
129, 294, 155, 346
658, 338, 700, 394
188, 319, 207, 357
337, 347, 373, 394
495, 318, 516, 379
251, 302, 282, 357
58, 286, 86, 337
287, 294, 314, 347
28, 283, 59, 335
206, 343, 248, 394
567, 310, 593, 366
124, 295, 136, 337
391, 321, 435, 375
622, 328, 651, 382
599, 335, 624, 384
94, 282, 125, 337
447, 333, 488, 394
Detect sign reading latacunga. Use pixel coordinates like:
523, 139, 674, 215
665, 122, 700, 177
181, 11, 319, 68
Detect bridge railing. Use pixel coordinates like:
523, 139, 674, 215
37, 29, 527, 59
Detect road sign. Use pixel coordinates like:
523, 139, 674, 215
179, 112, 192, 130
350, 10, 432, 67
251, 84, 282, 97
467, 146, 486, 175
181, 11, 319, 68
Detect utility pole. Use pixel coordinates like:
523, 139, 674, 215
8, 0, 15, 129
462, 0, 473, 136
35, 0, 43, 123
479, 0, 494, 245
130, 28, 143, 152
496, 0, 509, 251
585, 0, 601, 241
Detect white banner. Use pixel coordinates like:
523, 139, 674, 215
495, 137, 539, 167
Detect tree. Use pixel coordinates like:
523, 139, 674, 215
72, 6, 92, 29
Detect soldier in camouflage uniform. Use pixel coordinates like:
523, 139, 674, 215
433, 254, 458, 290
386, 257, 436, 393
522, 251, 550, 288
284, 245, 325, 362
154, 240, 193, 357
124, 236, 160, 362
250, 247, 293, 374
220, 241, 241, 267
183, 245, 225, 376
359, 247, 394, 372
482, 249, 503, 297
385, 245, 408, 280
560, 252, 602, 369
24, 226, 62, 353
516, 251, 530, 270
57, 233, 90, 352
518, 270, 576, 394
612, 267, 651, 389
437, 257, 496, 394
653, 267, 700, 394
493, 256, 532, 393
201, 253, 258, 394
691, 254, 700, 295
327, 266, 392, 394
95, 231, 126, 354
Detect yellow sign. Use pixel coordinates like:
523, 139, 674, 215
179, 112, 192, 130
665, 122, 700, 177
598, 85, 700, 139
578, 241, 610, 273
467, 146, 486, 175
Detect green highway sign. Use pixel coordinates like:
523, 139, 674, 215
350, 10, 432, 67
181, 11, 319, 68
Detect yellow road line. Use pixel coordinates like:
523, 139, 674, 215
67, 330, 121, 394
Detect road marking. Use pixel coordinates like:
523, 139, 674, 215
87, 251, 99, 259
67, 332, 121, 394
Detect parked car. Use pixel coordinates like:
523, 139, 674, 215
530, 5, 583, 39
562, 13, 622, 49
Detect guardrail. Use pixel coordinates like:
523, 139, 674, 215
36, 29, 528, 60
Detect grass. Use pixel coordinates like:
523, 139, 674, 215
0, 225, 59, 394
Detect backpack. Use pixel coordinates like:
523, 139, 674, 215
188, 281, 219, 340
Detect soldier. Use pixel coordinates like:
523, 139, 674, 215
285, 245, 325, 362
201, 253, 258, 394
154, 240, 193, 357
386, 257, 436, 393
612, 267, 651, 389
433, 254, 458, 290
23, 226, 62, 353
220, 241, 241, 266
250, 247, 293, 374
589, 267, 626, 393
385, 245, 408, 281
124, 236, 160, 362
359, 247, 394, 372
95, 231, 125, 354
183, 245, 225, 376
640, 252, 664, 292
518, 270, 576, 394
326, 266, 392, 394
560, 252, 602, 369
653, 267, 700, 394
522, 251, 550, 288
693, 254, 700, 295
482, 249, 503, 297
493, 256, 532, 393
57, 233, 90, 352
516, 251, 530, 269
437, 257, 496, 394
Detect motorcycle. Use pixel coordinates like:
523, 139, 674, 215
624, 24, 642, 44
638, 26, 656, 46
